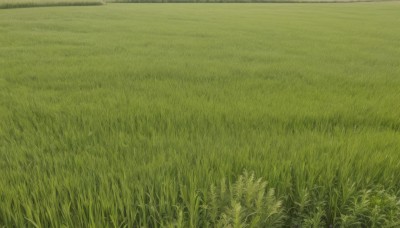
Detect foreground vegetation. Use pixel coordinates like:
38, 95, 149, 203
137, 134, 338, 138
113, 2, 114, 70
1, 2, 400, 227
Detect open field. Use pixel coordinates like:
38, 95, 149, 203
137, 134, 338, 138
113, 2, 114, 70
1, 2, 400, 227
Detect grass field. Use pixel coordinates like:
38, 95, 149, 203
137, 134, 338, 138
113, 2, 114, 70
1, 2, 400, 227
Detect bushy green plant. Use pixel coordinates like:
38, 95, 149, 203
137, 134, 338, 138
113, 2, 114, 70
340, 189, 400, 227
206, 171, 285, 227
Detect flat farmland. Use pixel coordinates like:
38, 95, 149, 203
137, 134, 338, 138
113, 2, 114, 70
1, 3, 400, 227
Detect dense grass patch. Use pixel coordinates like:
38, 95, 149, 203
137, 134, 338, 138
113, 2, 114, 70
0, 0, 104, 9
1, 3, 400, 227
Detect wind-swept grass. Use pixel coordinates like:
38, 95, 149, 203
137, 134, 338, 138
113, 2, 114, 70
1, 2, 400, 227
0, 0, 104, 9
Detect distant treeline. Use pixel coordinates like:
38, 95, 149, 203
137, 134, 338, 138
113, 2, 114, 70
120, 0, 375, 1
108, 0, 389, 2
0, 0, 104, 9
0, 0, 393, 10
0, 0, 391, 9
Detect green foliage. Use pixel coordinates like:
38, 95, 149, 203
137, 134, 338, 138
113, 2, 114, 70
339, 189, 400, 227
1, 2, 400, 227
206, 171, 285, 227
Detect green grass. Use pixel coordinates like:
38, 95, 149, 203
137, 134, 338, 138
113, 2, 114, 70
1, 2, 400, 227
